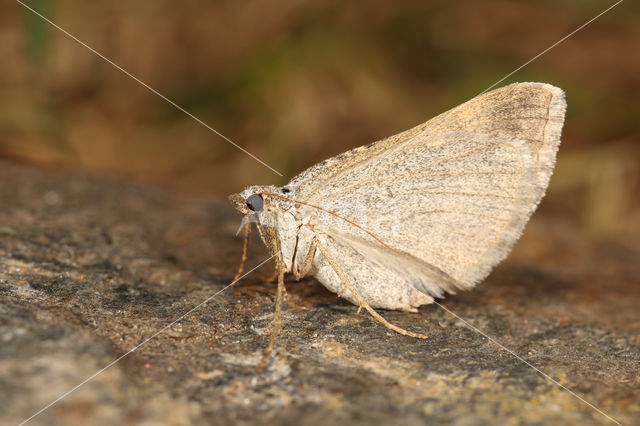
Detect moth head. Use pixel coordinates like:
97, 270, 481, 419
228, 185, 290, 219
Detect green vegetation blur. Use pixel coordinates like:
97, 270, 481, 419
1, 1, 638, 239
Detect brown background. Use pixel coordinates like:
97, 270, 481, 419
1, 0, 639, 239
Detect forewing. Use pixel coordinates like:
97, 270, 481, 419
291, 83, 566, 290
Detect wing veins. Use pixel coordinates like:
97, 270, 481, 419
400, 189, 518, 200
308, 141, 518, 203
413, 209, 512, 222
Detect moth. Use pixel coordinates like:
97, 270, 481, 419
230, 82, 566, 349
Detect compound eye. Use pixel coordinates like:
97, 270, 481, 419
246, 194, 264, 212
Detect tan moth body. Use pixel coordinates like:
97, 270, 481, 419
230, 82, 565, 335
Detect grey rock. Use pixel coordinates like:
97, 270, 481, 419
1, 162, 638, 425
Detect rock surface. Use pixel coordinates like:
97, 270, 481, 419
1, 162, 638, 425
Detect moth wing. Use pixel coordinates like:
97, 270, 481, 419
328, 232, 459, 299
291, 82, 566, 292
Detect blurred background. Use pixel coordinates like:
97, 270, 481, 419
1, 0, 639, 241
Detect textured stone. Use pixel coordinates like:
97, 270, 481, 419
1, 162, 638, 425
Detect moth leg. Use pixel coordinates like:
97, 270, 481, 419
293, 238, 317, 280
292, 238, 348, 298
256, 222, 288, 299
258, 260, 286, 373
232, 222, 251, 283
315, 239, 428, 340
254, 221, 289, 372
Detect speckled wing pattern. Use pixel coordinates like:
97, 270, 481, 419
289, 83, 566, 296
